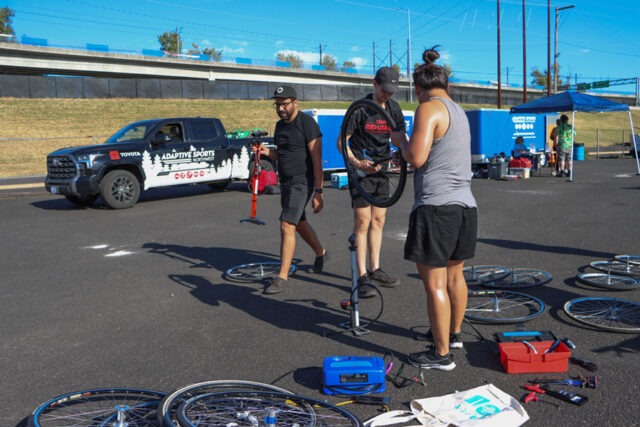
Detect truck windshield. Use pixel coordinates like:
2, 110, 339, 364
105, 123, 149, 144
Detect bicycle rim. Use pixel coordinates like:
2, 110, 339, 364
576, 273, 639, 291
465, 290, 545, 324
224, 262, 297, 282
177, 390, 361, 427
30, 388, 165, 427
564, 297, 640, 333
160, 380, 292, 427
614, 255, 640, 266
482, 268, 552, 289
463, 265, 510, 285
590, 260, 640, 277
340, 99, 407, 208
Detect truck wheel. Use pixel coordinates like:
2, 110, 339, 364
247, 160, 276, 192
65, 194, 99, 207
100, 170, 140, 209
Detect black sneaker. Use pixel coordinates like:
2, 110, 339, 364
408, 348, 456, 371
368, 268, 400, 288
264, 276, 289, 294
421, 329, 463, 349
357, 274, 377, 299
312, 250, 329, 273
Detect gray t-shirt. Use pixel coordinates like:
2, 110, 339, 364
412, 97, 477, 210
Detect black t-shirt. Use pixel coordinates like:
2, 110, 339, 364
274, 111, 323, 179
344, 93, 406, 161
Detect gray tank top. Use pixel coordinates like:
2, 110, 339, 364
412, 97, 477, 210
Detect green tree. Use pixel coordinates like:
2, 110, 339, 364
0, 6, 16, 42
187, 43, 222, 61
277, 52, 303, 68
321, 54, 337, 71
158, 30, 182, 55
341, 60, 356, 72
530, 65, 563, 88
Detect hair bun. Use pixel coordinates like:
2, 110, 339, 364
422, 46, 440, 65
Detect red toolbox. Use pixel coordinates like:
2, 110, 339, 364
499, 340, 571, 374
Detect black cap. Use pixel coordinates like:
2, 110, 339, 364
272, 85, 297, 99
375, 67, 399, 93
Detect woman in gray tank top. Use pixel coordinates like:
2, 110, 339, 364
391, 47, 477, 371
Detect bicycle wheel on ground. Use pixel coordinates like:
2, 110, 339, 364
463, 265, 510, 285
564, 297, 640, 333
465, 290, 545, 324
590, 260, 640, 277
29, 388, 165, 427
576, 273, 640, 291
614, 254, 640, 266
339, 99, 407, 208
224, 261, 298, 282
482, 268, 552, 289
159, 380, 292, 427
176, 390, 361, 427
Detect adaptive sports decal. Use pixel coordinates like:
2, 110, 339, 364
140, 145, 251, 189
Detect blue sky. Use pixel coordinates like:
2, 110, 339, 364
4, 0, 639, 91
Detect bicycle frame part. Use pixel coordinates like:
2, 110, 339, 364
240, 140, 266, 226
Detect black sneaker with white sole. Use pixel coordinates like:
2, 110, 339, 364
408, 348, 456, 371
421, 329, 464, 349
368, 268, 400, 288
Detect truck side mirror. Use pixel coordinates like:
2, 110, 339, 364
153, 133, 171, 144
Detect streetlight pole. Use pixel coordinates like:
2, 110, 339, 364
407, 8, 412, 103
554, 5, 575, 93
497, 0, 502, 108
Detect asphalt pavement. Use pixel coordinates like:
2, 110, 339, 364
1, 159, 639, 426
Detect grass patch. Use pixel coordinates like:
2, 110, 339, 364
0, 98, 637, 177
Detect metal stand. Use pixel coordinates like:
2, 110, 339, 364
339, 233, 370, 336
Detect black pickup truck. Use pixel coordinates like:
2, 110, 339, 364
45, 117, 275, 208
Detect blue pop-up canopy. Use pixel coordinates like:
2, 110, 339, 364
510, 91, 638, 179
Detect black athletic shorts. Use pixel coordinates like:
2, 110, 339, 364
349, 175, 389, 208
404, 204, 477, 267
279, 175, 313, 225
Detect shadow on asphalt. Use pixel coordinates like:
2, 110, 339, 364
478, 238, 615, 259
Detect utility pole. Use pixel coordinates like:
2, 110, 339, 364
319, 43, 323, 65
554, 5, 575, 93
389, 39, 392, 67
497, 0, 502, 108
547, 0, 551, 94
522, 0, 527, 103
407, 8, 412, 102
372, 42, 376, 74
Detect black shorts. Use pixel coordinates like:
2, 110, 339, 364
349, 175, 389, 208
404, 205, 477, 267
279, 176, 313, 225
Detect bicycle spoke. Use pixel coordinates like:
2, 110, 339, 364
482, 268, 551, 289
564, 297, 640, 333
576, 273, 639, 291
465, 290, 545, 324
177, 391, 360, 427
30, 388, 165, 427
159, 380, 292, 427
463, 265, 510, 285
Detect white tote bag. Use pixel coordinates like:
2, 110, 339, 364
365, 384, 529, 427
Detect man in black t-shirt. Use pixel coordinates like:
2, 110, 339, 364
258, 85, 328, 295
339, 67, 407, 298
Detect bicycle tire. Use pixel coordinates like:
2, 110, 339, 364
463, 265, 510, 285
590, 260, 640, 277
224, 262, 297, 282
177, 390, 361, 427
614, 254, 640, 266
576, 272, 640, 291
159, 380, 292, 427
481, 268, 552, 289
564, 297, 640, 333
465, 290, 545, 324
340, 99, 407, 208
29, 387, 165, 427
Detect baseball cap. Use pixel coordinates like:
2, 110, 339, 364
375, 67, 399, 93
271, 85, 297, 99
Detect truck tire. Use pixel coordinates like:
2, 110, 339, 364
100, 170, 140, 209
65, 194, 99, 207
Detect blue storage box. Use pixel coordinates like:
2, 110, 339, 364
331, 172, 349, 189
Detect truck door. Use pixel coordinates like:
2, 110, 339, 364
143, 121, 198, 189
